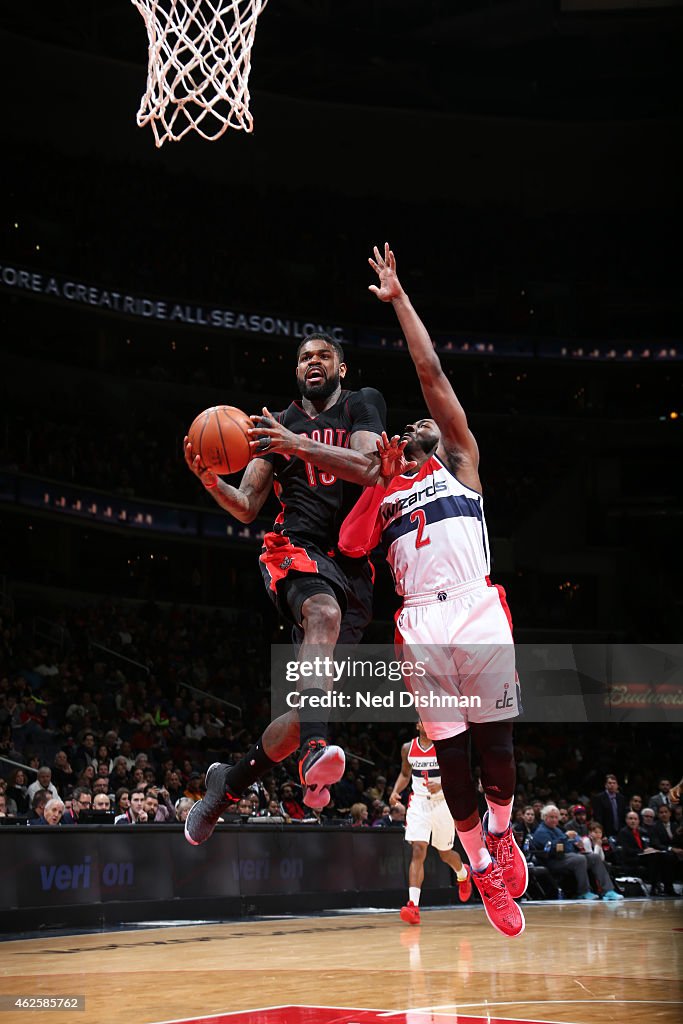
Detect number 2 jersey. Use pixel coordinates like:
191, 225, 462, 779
338, 451, 489, 598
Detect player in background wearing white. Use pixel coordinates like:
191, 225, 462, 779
339, 244, 527, 938
390, 720, 472, 924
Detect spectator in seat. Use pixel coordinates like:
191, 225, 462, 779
28, 786, 50, 819
350, 802, 369, 827
114, 787, 130, 816
592, 774, 627, 837
640, 807, 656, 832
92, 776, 111, 796
115, 790, 148, 824
385, 803, 406, 828
5, 768, 29, 815
0, 780, 17, 817
51, 751, 74, 796
92, 793, 111, 812
142, 789, 162, 822
109, 757, 130, 790
565, 804, 590, 837
164, 770, 184, 804
237, 797, 253, 817
0, 793, 11, 818
61, 787, 92, 824
652, 804, 676, 848
513, 805, 538, 843
280, 783, 305, 820
628, 794, 644, 819
95, 743, 113, 775
76, 766, 96, 790
72, 732, 97, 774
532, 804, 623, 901
261, 797, 284, 818
27, 766, 59, 803
649, 779, 673, 812
28, 794, 64, 827
513, 828, 557, 900
183, 773, 203, 803
585, 821, 606, 857
617, 810, 675, 896
149, 784, 175, 821
43, 798, 66, 825
174, 798, 193, 823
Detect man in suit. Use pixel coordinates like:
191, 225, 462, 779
652, 804, 677, 848
617, 810, 675, 895
592, 774, 627, 837
648, 779, 673, 812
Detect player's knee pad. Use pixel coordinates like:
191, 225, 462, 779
433, 732, 477, 822
471, 721, 515, 802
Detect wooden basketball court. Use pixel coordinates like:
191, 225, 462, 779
1, 900, 681, 1024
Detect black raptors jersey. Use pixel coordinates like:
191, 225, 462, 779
260, 388, 386, 550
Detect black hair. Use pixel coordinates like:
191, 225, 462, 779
296, 332, 345, 363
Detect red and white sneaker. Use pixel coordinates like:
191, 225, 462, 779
457, 865, 472, 902
483, 813, 529, 899
298, 739, 345, 809
400, 900, 421, 925
472, 862, 525, 938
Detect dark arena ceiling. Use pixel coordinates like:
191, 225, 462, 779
3, 0, 682, 121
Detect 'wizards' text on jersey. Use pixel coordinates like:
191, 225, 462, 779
380, 454, 490, 596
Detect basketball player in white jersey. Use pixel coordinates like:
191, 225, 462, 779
390, 720, 472, 924
339, 243, 528, 938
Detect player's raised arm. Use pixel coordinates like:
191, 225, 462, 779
184, 438, 273, 523
369, 243, 480, 486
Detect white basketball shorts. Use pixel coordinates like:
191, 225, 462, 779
395, 577, 520, 742
404, 793, 455, 851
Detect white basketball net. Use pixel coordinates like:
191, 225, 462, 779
131, 0, 269, 147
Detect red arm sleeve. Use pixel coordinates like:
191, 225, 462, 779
338, 483, 385, 556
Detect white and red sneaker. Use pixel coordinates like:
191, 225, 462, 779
483, 813, 529, 899
457, 864, 473, 902
400, 900, 421, 925
472, 862, 525, 938
298, 739, 345, 809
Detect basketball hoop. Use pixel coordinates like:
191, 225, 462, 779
130, 0, 269, 147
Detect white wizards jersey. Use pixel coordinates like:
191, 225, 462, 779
379, 454, 489, 597
407, 736, 440, 797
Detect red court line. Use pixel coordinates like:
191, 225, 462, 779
151, 1004, 561, 1024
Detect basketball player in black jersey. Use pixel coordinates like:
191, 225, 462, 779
183, 333, 411, 845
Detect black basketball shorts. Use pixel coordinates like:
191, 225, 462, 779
259, 531, 373, 644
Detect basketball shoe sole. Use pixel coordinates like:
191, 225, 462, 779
184, 762, 236, 846
299, 742, 345, 809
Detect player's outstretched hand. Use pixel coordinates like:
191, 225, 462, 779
184, 436, 218, 490
248, 407, 301, 456
376, 431, 417, 480
368, 242, 404, 302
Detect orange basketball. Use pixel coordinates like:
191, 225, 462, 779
187, 405, 252, 475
